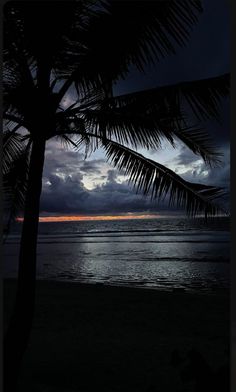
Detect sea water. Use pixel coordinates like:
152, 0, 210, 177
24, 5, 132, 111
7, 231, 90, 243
3, 217, 230, 292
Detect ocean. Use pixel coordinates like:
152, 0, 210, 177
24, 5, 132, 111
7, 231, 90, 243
3, 216, 230, 292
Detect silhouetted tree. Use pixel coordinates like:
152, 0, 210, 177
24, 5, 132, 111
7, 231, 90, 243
3, 1, 229, 390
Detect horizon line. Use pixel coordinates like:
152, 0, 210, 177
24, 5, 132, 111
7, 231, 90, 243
16, 214, 162, 223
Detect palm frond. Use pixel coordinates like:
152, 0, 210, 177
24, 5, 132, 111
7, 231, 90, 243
53, 110, 86, 139
81, 108, 175, 149
4, 3, 36, 91
3, 137, 32, 232
4, 113, 27, 129
61, 97, 222, 166
172, 127, 222, 166
112, 73, 230, 121
56, 0, 203, 96
3, 130, 28, 175
58, 134, 79, 149
97, 137, 226, 217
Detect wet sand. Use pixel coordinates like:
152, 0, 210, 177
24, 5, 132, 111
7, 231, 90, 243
4, 279, 230, 392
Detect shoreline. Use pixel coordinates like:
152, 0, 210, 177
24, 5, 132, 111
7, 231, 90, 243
4, 278, 229, 392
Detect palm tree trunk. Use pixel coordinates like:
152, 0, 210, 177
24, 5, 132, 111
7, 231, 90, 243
4, 137, 46, 392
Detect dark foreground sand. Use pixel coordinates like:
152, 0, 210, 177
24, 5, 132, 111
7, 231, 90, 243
4, 279, 229, 392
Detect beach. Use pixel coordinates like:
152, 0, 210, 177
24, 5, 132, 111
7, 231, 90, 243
4, 279, 230, 392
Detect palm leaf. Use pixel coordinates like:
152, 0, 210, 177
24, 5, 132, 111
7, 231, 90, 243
3, 1, 205, 116
3, 137, 31, 234
172, 127, 222, 166
94, 136, 226, 217
3, 130, 28, 175
56, 0, 203, 98
112, 73, 230, 122
60, 73, 228, 166
60, 97, 222, 166
78, 107, 175, 148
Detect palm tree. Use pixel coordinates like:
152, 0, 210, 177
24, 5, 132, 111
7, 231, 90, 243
3, 1, 229, 390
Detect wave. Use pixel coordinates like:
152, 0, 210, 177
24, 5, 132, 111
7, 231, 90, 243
4, 230, 229, 241
38, 228, 228, 235
5, 238, 229, 245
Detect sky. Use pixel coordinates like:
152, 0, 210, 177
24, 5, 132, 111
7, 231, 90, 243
40, 0, 230, 219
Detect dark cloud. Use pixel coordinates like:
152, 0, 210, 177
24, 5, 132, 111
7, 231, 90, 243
40, 134, 229, 215
174, 146, 201, 167
172, 143, 230, 188
106, 169, 117, 183
40, 164, 171, 215
43, 141, 84, 177
41, 172, 88, 213
42, 161, 228, 216
43, 140, 110, 186
79, 159, 104, 174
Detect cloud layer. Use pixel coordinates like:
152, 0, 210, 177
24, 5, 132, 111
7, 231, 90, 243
40, 136, 229, 216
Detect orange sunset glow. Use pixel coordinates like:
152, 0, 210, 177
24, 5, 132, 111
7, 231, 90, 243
16, 214, 160, 223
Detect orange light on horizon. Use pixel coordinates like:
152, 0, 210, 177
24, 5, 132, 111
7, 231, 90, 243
16, 214, 160, 223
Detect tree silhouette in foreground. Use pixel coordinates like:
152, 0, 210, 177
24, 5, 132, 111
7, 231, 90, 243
3, 1, 229, 391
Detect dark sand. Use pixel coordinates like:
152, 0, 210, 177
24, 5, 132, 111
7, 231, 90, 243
4, 279, 229, 392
